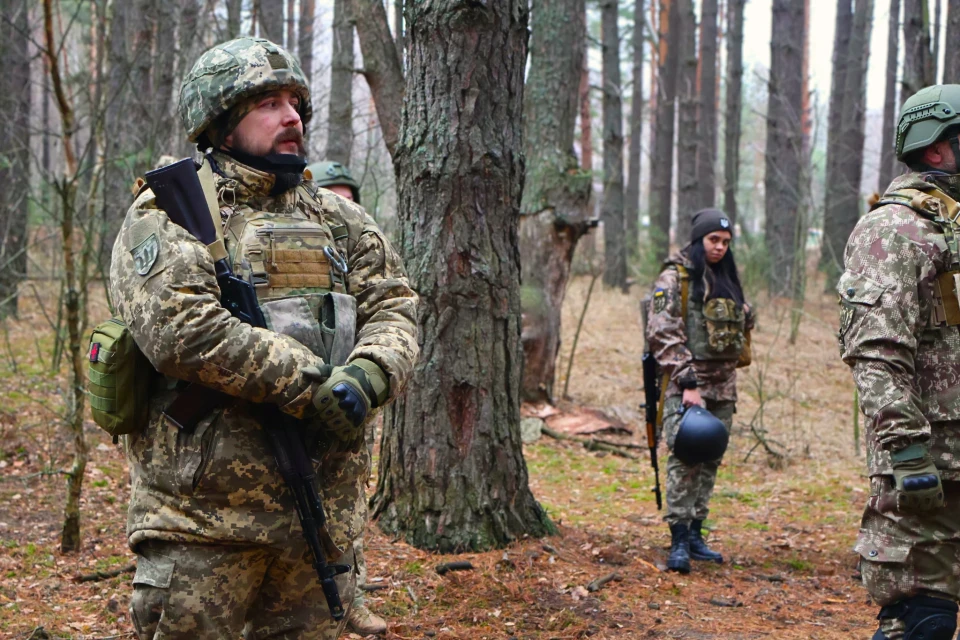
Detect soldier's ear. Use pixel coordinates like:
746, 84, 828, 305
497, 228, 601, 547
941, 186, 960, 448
922, 141, 949, 169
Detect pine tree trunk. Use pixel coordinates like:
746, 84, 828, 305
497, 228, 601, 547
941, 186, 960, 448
519, 0, 592, 404
650, 0, 679, 260
258, 0, 284, 43
697, 0, 719, 209
601, 0, 626, 289
372, 0, 555, 552
903, 0, 934, 99
625, 0, 645, 259
0, 0, 30, 318
299, 0, 315, 84
353, 0, 404, 157
723, 0, 745, 227
675, 0, 698, 243
819, 0, 852, 275
227, 0, 242, 38
764, 0, 806, 297
326, 0, 354, 165
579, 58, 593, 173
933, 0, 942, 82
879, 0, 901, 190
287, 0, 295, 48
395, 0, 404, 65
945, 0, 960, 81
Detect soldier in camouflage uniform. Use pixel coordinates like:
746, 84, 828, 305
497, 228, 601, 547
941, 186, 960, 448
645, 209, 753, 574
109, 37, 418, 639
840, 85, 960, 640
304, 160, 387, 637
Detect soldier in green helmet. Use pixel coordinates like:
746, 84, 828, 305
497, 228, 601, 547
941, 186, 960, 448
839, 84, 960, 639
109, 37, 418, 639
306, 161, 362, 204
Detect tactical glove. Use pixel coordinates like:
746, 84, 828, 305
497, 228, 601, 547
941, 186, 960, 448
891, 443, 944, 513
304, 359, 389, 441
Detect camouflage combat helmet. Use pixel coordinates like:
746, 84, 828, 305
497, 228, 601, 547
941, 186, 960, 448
896, 85, 960, 160
179, 37, 312, 144
305, 161, 361, 204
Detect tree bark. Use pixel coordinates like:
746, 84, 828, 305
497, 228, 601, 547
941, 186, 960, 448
625, 0, 645, 259
879, 0, 900, 190
372, 0, 555, 552
945, 0, 960, 81
650, 0, 679, 260
902, 0, 933, 100
287, 0, 295, 48
227, 0, 243, 38
395, 0, 404, 66
258, 0, 284, 43
579, 57, 593, 173
519, 0, 592, 403
764, 0, 806, 297
353, 0, 404, 158
326, 0, 355, 165
675, 0, 698, 243
723, 0, 745, 227
933, 0, 941, 82
697, 0, 719, 209
299, 0, 315, 85
601, 0, 626, 289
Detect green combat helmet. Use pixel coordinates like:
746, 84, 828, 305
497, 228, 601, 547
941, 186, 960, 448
896, 84, 960, 161
178, 37, 312, 144
305, 161, 361, 204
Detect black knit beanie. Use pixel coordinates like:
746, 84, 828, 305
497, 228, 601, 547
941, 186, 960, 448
690, 208, 733, 244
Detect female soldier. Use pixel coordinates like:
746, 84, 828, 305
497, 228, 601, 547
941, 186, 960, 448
645, 208, 753, 574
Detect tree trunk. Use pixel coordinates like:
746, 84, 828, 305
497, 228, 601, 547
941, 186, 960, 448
287, 0, 295, 48
723, 0, 745, 227
227, 0, 243, 38
902, 0, 934, 99
945, 0, 960, 81
372, 0, 555, 552
675, 0, 698, 243
601, 0, 626, 288
879, 0, 900, 190
394, 0, 404, 66
353, 0, 404, 158
697, 0, 719, 209
299, 0, 315, 84
933, 0, 941, 83
650, 0, 679, 260
258, 0, 284, 43
819, 0, 852, 275
519, 0, 592, 403
153, 1, 178, 154
625, 0, 645, 259
326, 0, 354, 165
579, 58, 593, 173
764, 0, 806, 297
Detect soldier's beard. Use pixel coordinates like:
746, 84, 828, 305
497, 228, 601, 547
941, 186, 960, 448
221, 128, 308, 196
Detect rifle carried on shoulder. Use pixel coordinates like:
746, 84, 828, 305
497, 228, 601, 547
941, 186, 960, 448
641, 351, 663, 510
145, 158, 350, 621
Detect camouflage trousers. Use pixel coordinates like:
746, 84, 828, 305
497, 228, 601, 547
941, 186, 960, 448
661, 395, 734, 526
351, 418, 377, 607
130, 539, 356, 639
856, 476, 960, 637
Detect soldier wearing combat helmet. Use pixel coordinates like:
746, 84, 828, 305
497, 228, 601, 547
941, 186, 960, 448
840, 84, 960, 640
109, 37, 418, 639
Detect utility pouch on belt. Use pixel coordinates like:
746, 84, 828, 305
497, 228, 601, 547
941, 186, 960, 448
87, 318, 152, 442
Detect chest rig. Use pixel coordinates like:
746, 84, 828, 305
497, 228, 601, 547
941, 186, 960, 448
873, 187, 960, 327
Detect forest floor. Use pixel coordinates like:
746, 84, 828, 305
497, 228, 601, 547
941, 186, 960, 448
0, 261, 876, 639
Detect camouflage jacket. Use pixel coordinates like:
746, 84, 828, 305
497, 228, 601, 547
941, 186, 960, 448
645, 251, 753, 402
839, 172, 960, 478
109, 152, 419, 550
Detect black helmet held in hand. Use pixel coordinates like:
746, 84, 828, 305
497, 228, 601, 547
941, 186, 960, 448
674, 406, 729, 465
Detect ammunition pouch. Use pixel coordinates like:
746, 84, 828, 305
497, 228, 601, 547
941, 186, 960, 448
86, 318, 153, 442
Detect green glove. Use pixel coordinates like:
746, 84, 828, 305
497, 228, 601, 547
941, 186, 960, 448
304, 358, 388, 441
891, 443, 944, 513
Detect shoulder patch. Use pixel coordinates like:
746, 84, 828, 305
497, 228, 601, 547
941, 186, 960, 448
132, 233, 160, 276
653, 289, 667, 313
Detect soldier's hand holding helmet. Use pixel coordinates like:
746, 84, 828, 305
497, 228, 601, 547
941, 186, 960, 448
890, 443, 945, 513
303, 359, 389, 441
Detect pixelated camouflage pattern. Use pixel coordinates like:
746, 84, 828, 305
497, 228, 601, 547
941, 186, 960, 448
661, 395, 734, 525
110, 149, 418, 553
179, 37, 312, 142
351, 417, 377, 607
645, 252, 752, 402
130, 539, 356, 639
839, 172, 960, 479
855, 476, 960, 608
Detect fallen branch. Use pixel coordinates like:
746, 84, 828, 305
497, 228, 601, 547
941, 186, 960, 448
75, 563, 136, 583
360, 583, 391, 592
436, 561, 474, 575
586, 571, 622, 592
542, 426, 639, 459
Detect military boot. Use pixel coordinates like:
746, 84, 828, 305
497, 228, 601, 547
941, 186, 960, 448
347, 603, 387, 636
689, 519, 723, 563
667, 523, 691, 574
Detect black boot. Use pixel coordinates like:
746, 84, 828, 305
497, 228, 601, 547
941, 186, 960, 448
689, 519, 723, 563
667, 523, 691, 574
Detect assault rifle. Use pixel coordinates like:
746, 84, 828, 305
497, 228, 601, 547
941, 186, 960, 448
145, 158, 349, 621
641, 351, 663, 510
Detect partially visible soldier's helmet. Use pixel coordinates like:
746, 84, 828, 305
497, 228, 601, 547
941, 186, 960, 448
305, 161, 361, 204
896, 85, 960, 161
179, 37, 312, 144
673, 406, 729, 465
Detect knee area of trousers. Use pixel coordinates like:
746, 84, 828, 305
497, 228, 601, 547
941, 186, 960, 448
877, 594, 958, 640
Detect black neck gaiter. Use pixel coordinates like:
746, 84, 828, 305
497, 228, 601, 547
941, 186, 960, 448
219, 147, 307, 196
